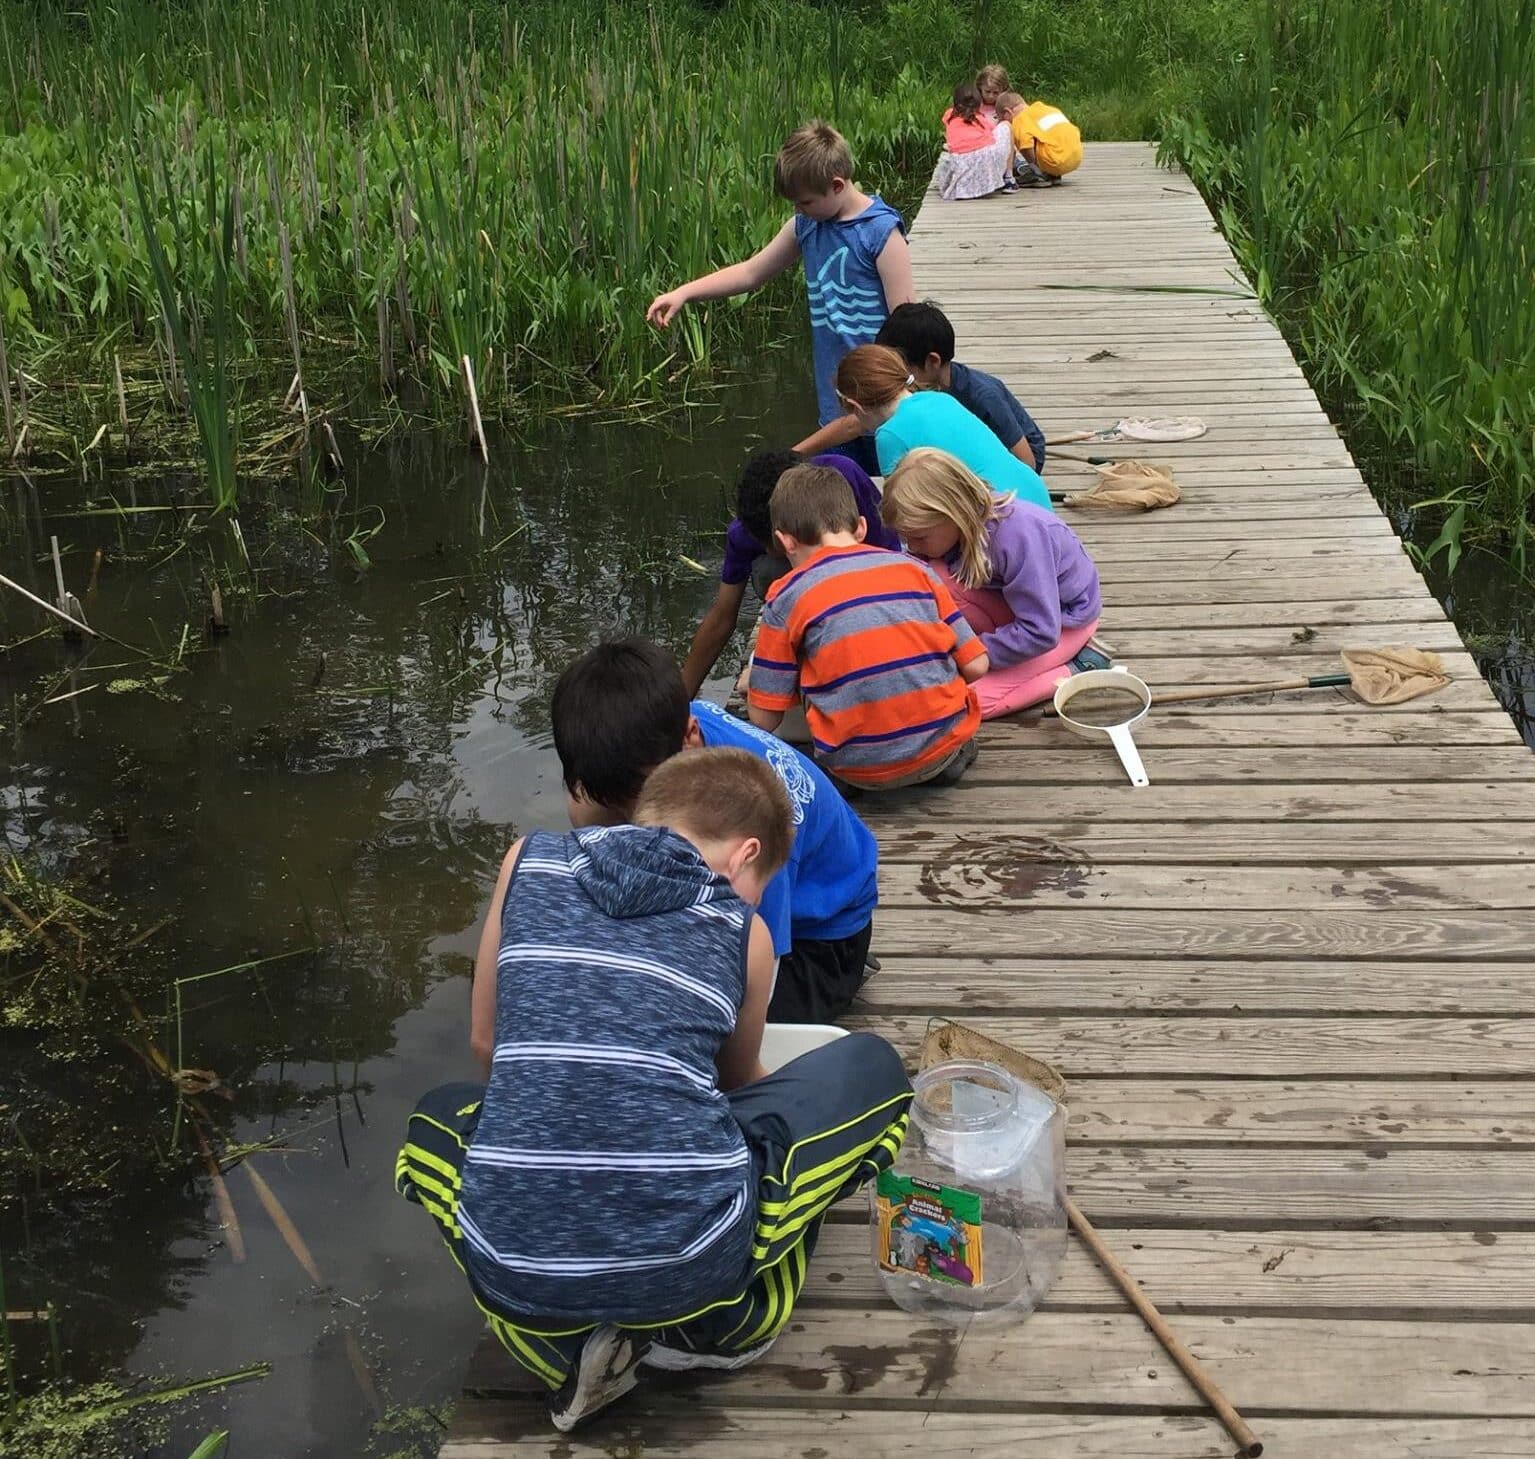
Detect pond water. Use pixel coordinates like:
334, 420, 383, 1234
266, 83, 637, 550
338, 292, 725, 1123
0, 364, 820, 1457
2, 361, 1532, 1458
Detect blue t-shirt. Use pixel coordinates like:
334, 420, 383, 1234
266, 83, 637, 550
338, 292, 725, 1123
691, 699, 878, 951
876, 391, 1052, 511
795, 198, 907, 427
948, 362, 1048, 473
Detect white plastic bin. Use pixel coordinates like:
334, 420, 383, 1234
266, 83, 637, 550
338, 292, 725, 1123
759, 1023, 847, 1073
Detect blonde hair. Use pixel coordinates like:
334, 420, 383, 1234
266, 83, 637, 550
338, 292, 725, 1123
975, 63, 1011, 95
634, 747, 794, 880
770, 463, 860, 545
834, 344, 912, 413
773, 121, 854, 198
882, 448, 1008, 589
995, 90, 1024, 117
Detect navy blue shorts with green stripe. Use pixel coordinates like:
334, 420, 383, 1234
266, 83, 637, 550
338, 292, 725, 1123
396, 1032, 911, 1390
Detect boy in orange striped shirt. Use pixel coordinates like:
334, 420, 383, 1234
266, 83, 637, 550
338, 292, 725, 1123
747, 465, 987, 789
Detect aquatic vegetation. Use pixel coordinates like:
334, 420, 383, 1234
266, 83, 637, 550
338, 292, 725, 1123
0, 0, 1241, 496
1163, 0, 1535, 559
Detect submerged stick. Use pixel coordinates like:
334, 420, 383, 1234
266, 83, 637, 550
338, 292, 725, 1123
0, 568, 96, 636
1066, 1195, 1262, 1457
242, 1161, 323, 1285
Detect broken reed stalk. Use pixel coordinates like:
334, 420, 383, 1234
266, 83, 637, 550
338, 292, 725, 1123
113, 352, 128, 428
461, 354, 489, 459
321, 417, 344, 475
0, 306, 13, 450
1066, 1194, 1263, 1458
48, 535, 88, 640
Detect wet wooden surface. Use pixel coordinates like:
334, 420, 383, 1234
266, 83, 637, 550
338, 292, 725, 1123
445, 142, 1535, 1456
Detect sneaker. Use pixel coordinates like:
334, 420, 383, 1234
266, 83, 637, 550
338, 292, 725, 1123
928, 736, 979, 787
1069, 644, 1115, 674
1000, 177, 1020, 193
549, 1325, 649, 1433
645, 1335, 777, 1373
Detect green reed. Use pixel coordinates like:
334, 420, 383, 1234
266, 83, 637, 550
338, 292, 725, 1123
1163, 0, 1535, 560
0, 0, 1242, 496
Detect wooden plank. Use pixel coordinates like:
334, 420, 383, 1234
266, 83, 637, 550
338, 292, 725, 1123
788, 1224, 1535, 1312
976, 711, 1507, 747
873, 822, 1531, 862
876, 782, 1535, 820
461, 1310, 1535, 1415
855, 957, 1535, 1013
1060, 1079, 1535, 1146
876, 861, 1535, 911
859, 909, 1535, 962
1098, 601, 1449, 628
955, 748, 1535, 785
849, 1012, 1535, 1076
443, 1406, 1535, 1457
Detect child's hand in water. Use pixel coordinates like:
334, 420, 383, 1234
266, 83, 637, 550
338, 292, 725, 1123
646, 289, 689, 327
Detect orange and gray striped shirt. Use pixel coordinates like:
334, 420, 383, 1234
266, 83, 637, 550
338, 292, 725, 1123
747, 545, 984, 786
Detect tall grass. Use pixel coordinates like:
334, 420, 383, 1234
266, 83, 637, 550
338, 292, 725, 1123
0, 0, 1242, 496
1163, 0, 1535, 561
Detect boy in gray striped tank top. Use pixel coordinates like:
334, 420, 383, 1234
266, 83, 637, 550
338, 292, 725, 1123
397, 749, 911, 1430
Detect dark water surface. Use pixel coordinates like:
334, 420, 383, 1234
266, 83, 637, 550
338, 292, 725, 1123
1, 367, 817, 1457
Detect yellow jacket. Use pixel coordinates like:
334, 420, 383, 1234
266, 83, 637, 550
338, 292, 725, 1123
1011, 101, 1083, 176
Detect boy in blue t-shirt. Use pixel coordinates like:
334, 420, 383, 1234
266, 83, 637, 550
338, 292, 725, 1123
551, 638, 880, 1023
647, 121, 914, 476
794, 299, 1049, 473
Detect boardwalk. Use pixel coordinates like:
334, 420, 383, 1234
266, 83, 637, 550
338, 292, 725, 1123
443, 144, 1535, 1457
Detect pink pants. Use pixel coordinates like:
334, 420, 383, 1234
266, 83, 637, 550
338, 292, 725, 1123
931, 561, 1099, 721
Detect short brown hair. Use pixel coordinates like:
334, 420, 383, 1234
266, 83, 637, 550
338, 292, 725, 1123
835, 343, 913, 412
769, 463, 860, 545
634, 747, 794, 879
773, 120, 854, 198
995, 90, 1024, 116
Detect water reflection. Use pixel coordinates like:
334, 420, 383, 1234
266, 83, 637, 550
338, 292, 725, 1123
0, 366, 816, 1456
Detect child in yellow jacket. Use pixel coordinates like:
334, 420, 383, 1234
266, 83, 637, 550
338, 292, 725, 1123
997, 91, 1082, 184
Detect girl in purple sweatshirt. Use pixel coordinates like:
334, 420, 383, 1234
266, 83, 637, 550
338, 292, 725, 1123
881, 448, 1102, 719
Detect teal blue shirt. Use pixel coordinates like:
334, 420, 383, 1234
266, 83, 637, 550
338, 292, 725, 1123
875, 392, 1052, 510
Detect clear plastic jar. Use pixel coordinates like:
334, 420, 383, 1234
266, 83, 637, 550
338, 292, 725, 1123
872, 1059, 1066, 1326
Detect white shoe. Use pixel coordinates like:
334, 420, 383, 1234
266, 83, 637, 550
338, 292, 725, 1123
643, 1334, 777, 1372
548, 1325, 648, 1432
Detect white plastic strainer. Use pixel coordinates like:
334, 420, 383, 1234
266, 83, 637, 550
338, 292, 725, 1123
1053, 668, 1152, 788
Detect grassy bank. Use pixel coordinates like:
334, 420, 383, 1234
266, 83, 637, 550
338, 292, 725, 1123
1162, 0, 1535, 564
0, 0, 1243, 501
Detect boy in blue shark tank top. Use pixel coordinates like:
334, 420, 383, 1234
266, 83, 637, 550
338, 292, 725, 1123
647, 121, 914, 475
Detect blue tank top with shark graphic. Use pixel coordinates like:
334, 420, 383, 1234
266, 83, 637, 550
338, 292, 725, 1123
795, 198, 906, 426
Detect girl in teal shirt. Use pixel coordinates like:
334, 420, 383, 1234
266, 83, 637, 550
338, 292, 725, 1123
834, 344, 1052, 510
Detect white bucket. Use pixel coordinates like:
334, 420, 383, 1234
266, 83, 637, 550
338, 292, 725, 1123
760, 1023, 848, 1073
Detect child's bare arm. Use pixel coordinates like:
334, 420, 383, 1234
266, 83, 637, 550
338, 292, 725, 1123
746, 703, 786, 732
681, 579, 748, 698
647, 219, 801, 327
792, 413, 865, 456
875, 230, 917, 313
716, 915, 775, 1090
959, 650, 991, 682
470, 837, 525, 1079
1009, 437, 1040, 470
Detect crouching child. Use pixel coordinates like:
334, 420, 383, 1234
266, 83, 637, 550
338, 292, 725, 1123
748, 464, 989, 789
395, 748, 911, 1431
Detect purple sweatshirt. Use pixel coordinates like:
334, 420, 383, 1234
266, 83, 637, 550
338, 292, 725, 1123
950, 499, 1101, 668
719, 453, 900, 586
